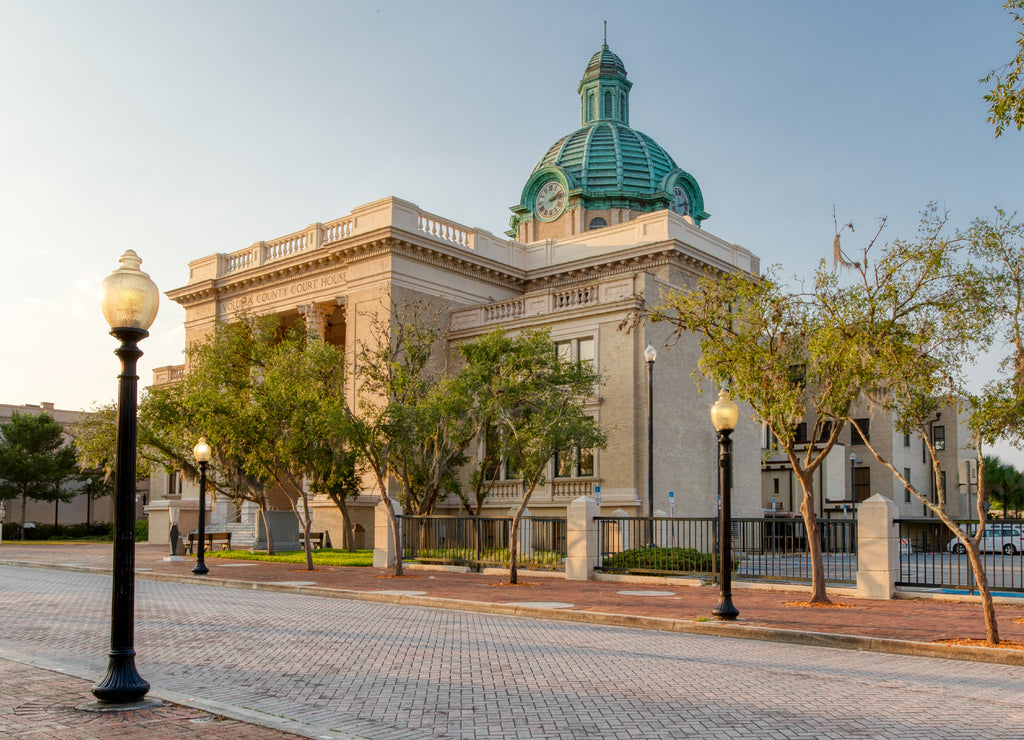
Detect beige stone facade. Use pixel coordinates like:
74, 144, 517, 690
151, 196, 764, 548
761, 400, 978, 521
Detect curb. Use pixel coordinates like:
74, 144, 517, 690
4, 557, 1023, 667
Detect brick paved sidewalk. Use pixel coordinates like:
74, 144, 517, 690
4, 541, 1024, 650
0, 657, 300, 739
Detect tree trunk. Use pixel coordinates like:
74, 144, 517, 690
20, 493, 26, 540
794, 468, 831, 604
258, 502, 275, 555
507, 491, 533, 585
965, 542, 1000, 643
328, 493, 354, 551
300, 490, 314, 571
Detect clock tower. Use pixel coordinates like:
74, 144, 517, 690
509, 35, 709, 242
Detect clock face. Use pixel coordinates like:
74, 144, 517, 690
670, 186, 691, 216
535, 181, 566, 221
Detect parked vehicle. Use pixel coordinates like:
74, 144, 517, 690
947, 523, 1024, 555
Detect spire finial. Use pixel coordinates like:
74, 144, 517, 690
603, 20, 608, 48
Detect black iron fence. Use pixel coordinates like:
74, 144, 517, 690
400, 515, 567, 571
596, 515, 858, 584
896, 518, 1024, 594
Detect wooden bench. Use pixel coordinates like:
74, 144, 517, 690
185, 531, 232, 554
300, 531, 326, 549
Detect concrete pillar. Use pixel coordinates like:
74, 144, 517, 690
566, 496, 599, 581
373, 499, 402, 569
856, 494, 898, 599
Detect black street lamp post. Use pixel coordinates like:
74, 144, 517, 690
192, 437, 211, 575
645, 343, 657, 546
92, 250, 159, 706
710, 388, 739, 621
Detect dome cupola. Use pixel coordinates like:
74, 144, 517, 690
509, 32, 708, 242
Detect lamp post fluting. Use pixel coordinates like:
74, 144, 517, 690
710, 388, 739, 621
645, 343, 657, 546
92, 250, 159, 705
192, 438, 211, 575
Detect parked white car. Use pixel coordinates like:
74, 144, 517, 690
947, 523, 1024, 555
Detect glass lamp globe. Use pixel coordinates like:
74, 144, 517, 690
193, 437, 212, 464
710, 388, 740, 432
644, 344, 657, 363
100, 250, 160, 331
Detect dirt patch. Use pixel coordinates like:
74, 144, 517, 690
935, 638, 1024, 651
783, 601, 857, 609
377, 574, 423, 580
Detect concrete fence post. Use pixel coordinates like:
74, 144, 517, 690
566, 496, 599, 580
373, 499, 402, 569
856, 494, 898, 599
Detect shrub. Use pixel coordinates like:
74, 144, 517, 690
602, 546, 721, 573
135, 519, 148, 542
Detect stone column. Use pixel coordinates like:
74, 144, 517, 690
566, 496, 599, 581
856, 494, 898, 599
297, 303, 333, 340
373, 499, 402, 569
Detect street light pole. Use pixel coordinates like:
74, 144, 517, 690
849, 452, 857, 519
192, 438, 211, 576
92, 250, 159, 706
645, 343, 657, 546
710, 388, 739, 621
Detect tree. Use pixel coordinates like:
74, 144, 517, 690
458, 328, 606, 584
983, 456, 1024, 514
818, 205, 1015, 642
347, 299, 481, 575
981, 0, 1024, 137
0, 412, 79, 539
649, 264, 868, 604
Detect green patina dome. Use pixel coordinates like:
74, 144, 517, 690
534, 122, 678, 195
509, 39, 708, 238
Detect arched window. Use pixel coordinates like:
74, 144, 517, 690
587, 92, 596, 122
603, 90, 612, 118
588, 217, 608, 230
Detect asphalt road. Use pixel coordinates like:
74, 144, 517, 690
1, 564, 1022, 739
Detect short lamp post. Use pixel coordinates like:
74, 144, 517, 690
644, 343, 657, 546
192, 437, 211, 576
849, 452, 858, 518
710, 388, 739, 621
92, 250, 159, 706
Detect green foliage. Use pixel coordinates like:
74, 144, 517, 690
0, 413, 80, 532
412, 547, 563, 567
135, 519, 148, 541
1, 522, 113, 540
984, 456, 1024, 512
72, 403, 153, 483
981, 0, 1024, 137
601, 547, 719, 572
208, 549, 374, 567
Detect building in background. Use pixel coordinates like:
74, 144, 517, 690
0, 402, 117, 529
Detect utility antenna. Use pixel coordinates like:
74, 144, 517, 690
603, 20, 607, 46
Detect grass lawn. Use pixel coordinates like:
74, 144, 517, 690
207, 549, 374, 567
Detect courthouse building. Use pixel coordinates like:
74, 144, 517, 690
147, 40, 764, 548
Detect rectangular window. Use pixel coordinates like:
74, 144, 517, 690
554, 446, 595, 478
555, 337, 595, 367
854, 467, 871, 503
818, 420, 833, 442
933, 425, 946, 451
794, 423, 808, 444
851, 418, 870, 446
904, 468, 911, 503
903, 433, 911, 448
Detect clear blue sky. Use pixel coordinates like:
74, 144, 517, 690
2, 1, 1023, 458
